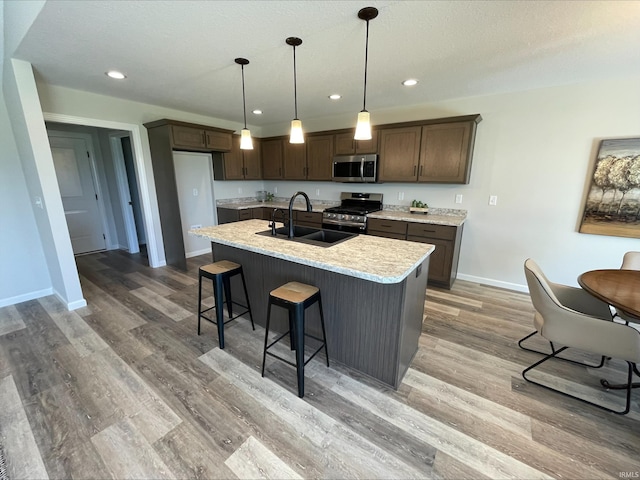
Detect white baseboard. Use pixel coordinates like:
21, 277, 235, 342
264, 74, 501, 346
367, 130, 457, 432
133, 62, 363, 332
186, 248, 212, 259
52, 288, 87, 311
0, 288, 54, 308
456, 273, 528, 293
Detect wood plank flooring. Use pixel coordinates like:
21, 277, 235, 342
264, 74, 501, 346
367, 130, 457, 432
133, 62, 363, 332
1, 248, 639, 479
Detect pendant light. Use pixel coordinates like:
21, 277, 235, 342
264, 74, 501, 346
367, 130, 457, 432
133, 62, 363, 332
354, 6, 378, 141
286, 37, 304, 144
235, 57, 253, 150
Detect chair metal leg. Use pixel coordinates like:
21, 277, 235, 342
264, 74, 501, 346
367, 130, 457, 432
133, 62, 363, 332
522, 346, 634, 415
600, 362, 640, 390
239, 270, 255, 330
213, 277, 225, 349
519, 330, 606, 368
197, 272, 203, 335
222, 275, 233, 319
261, 299, 273, 377
293, 303, 305, 398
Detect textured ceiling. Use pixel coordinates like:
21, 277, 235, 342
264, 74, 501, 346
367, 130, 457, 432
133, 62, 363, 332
12, 0, 640, 129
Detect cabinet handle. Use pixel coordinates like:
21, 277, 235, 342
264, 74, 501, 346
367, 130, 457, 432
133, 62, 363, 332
419, 165, 423, 176
203, 132, 206, 145
413, 165, 417, 176
279, 167, 282, 176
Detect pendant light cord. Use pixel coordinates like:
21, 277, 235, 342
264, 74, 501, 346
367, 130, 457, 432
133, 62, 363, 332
293, 45, 299, 120
241, 64, 248, 129
362, 19, 370, 112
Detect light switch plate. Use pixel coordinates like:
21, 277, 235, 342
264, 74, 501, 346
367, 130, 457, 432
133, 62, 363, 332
489, 195, 498, 206
455, 194, 463, 204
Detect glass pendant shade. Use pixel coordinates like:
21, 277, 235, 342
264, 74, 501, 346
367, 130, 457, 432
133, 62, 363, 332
240, 128, 253, 150
354, 111, 372, 140
290, 119, 304, 144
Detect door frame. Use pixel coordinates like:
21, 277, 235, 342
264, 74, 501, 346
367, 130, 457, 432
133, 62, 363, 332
47, 129, 111, 251
109, 132, 140, 254
43, 113, 162, 267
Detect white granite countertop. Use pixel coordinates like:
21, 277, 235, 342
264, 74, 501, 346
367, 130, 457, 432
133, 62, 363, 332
190, 219, 434, 284
368, 210, 466, 227
217, 200, 334, 212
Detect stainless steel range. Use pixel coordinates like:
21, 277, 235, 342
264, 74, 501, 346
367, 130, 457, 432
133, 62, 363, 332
322, 192, 383, 233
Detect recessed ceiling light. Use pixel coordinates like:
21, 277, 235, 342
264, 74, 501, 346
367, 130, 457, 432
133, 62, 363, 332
106, 70, 126, 80
328, 94, 341, 100
252, 109, 263, 115
402, 79, 418, 86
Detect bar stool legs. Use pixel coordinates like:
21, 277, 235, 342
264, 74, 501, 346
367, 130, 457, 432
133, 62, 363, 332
261, 282, 329, 398
197, 261, 255, 349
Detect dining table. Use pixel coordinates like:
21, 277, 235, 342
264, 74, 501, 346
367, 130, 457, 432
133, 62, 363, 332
578, 269, 640, 320
578, 268, 640, 389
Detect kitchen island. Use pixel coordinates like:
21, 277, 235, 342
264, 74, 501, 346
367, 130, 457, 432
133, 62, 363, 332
191, 219, 434, 388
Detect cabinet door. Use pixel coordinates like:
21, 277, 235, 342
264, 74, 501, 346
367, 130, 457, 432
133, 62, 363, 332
262, 139, 284, 179
407, 236, 453, 284
334, 132, 356, 155
419, 122, 473, 183
378, 126, 422, 182
243, 138, 262, 179
171, 125, 205, 149
335, 131, 379, 155
306, 135, 333, 181
205, 129, 232, 152
223, 135, 244, 180
217, 207, 240, 224
283, 142, 307, 180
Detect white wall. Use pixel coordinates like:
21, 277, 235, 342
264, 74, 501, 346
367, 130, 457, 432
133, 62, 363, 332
0, 89, 52, 306
2, 59, 85, 309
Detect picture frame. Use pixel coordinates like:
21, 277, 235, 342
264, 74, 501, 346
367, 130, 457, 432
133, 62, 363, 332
579, 137, 640, 239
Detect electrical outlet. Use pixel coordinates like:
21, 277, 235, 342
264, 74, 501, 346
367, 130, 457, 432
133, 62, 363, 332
274, 187, 278, 194
316, 189, 320, 196
34, 196, 43, 209
398, 192, 405, 201
489, 195, 498, 206
238, 187, 243, 194
455, 194, 463, 204
193, 188, 198, 196
190, 224, 202, 230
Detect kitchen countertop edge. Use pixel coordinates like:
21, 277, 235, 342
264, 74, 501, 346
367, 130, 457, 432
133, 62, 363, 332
190, 220, 434, 284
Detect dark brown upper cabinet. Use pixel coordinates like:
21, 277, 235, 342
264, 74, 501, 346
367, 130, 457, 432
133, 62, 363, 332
261, 138, 284, 179
334, 130, 379, 155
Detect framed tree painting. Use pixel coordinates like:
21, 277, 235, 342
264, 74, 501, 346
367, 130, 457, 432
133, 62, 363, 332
579, 137, 640, 239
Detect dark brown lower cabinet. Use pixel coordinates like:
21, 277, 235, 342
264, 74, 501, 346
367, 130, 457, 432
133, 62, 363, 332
367, 218, 463, 289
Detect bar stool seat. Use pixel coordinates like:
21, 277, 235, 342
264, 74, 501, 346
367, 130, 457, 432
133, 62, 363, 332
261, 281, 329, 398
198, 260, 254, 349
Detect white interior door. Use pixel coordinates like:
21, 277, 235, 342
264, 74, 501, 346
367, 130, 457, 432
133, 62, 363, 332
49, 135, 106, 254
173, 151, 216, 257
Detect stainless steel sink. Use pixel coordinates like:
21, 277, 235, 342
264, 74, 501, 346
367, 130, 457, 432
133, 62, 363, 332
256, 226, 356, 247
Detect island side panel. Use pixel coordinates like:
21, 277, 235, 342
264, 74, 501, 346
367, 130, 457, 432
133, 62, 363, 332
396, 257, 430, 387
212, 243, 409, 388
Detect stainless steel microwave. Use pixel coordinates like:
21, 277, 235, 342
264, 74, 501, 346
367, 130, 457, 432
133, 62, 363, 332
332, 154, 378, 183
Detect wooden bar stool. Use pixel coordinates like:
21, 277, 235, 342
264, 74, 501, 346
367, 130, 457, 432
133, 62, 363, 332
198, 260, 254, 349
261, 281, 329, 398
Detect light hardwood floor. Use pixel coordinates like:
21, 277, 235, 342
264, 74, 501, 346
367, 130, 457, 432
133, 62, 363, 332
0, 249, 638, 479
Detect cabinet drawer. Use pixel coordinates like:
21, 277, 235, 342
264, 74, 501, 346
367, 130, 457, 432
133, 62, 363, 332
368, 230, 406, 240
238, 209, 252, 221
407, 222, 456, 240
367, 218, 408, 235
295, 211, 323, 225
